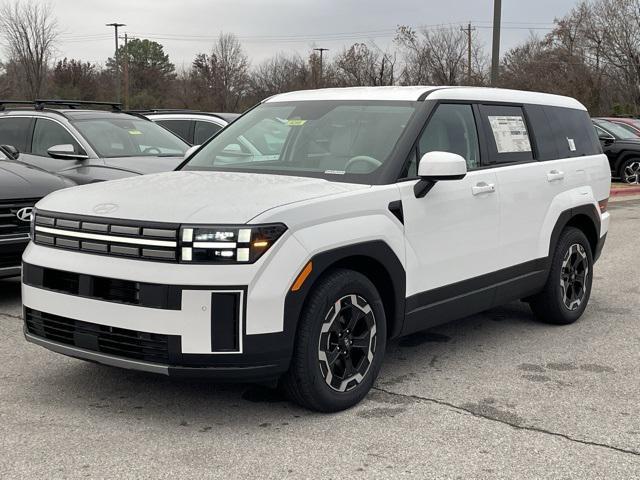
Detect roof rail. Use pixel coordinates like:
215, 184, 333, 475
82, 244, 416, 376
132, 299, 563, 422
0, 99, 123, 112
0, 100, 35, 111
34, 99, 123, 111
127, 108, 202, 114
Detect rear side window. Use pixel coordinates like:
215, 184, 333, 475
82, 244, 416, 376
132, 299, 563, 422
156, 119, 193, 144
0, 117, 31, 152
478, 105, 533, 164
194, 121, 223, 145
543, 107, 601, 158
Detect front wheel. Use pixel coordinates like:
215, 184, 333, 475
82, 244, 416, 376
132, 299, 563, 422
620, 158, 640, 184
281, 269, 386, 412
528, 227, 593, 325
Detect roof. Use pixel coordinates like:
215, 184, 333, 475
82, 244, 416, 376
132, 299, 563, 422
265, 86, 587, 110
144, 111, 240, 123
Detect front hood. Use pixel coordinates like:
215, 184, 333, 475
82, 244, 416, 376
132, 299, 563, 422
0, 160, 68, 200
614, 139, 640, 147
101, 156, 185, 175
37, 171, 369, 223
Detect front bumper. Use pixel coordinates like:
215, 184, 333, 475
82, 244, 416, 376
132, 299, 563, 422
24, 329, 287, 381
21, 234, 311, 381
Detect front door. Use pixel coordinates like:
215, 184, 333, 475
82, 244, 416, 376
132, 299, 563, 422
399, 103, 500, 334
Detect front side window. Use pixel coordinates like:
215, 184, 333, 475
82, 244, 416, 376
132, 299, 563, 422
32, 119, 82, 157
182, 101, 417, 183
594, 119, 637, 140
0, 117, 31, 151
416, 103, 480, 173
73, 117, 188, 158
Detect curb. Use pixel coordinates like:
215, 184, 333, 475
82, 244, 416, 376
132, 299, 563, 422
611, 186, 640, 197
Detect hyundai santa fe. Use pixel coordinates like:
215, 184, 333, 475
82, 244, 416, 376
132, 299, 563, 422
22, 86, 610, 411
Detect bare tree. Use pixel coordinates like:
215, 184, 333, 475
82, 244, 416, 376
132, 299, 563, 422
191, 33, 250, 112
0, 1, 58, 98
333, 43, 395, 86
395, 25, 470, 85
249, 53, 312, 99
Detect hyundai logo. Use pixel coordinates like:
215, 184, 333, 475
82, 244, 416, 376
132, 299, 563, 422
15, 207, 33, 222
93, 203, 119, 214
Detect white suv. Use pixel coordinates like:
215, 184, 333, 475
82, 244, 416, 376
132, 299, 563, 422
22, 87, 611, 411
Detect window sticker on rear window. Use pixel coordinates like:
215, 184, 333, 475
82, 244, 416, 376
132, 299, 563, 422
487, 116, 532, 153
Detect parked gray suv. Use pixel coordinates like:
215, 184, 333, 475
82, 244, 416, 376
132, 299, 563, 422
0, 100, 189, 184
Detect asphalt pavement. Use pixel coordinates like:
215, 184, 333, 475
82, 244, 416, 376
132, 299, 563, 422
1, 199, 639, 479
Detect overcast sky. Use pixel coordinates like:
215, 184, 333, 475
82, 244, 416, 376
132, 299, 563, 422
51, 0, 581, 69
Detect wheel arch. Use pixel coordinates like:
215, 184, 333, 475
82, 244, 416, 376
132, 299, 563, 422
549, 204, 600, 260
283, 241, 406, 345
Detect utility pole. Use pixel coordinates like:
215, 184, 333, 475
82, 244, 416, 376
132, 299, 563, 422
106, 22, 126, 102
490, 0, 502, 86
460, 23, 476, 85
122, 33, 129, 109
313, 47, 329, 88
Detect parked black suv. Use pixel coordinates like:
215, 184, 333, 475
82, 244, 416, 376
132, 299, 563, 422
593, 118, 640, 184
0, 148, 73, 278
0, 100, 189, 184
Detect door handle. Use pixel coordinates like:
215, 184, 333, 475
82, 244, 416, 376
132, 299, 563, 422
547, 170, 565, 182
472, 182, 496, 195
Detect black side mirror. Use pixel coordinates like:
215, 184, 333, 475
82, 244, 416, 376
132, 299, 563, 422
0, 144, 20, 160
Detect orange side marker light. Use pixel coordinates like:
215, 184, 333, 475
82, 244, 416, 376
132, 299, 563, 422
291, 261, 313, 292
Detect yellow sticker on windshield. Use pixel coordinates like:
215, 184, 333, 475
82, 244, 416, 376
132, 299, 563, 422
128, 130, 143, 135
287, 119, 306, 126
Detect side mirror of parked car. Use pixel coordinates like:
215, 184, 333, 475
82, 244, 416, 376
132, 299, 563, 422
414, 151, 467, 198
598, 133, 615, 145
0, 144, 20, 160
47, 144, 89, 160
184, 145, 201, 159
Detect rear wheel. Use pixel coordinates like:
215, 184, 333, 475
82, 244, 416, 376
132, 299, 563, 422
528, 227, 593, 325
620, 158, 640, 184
281, 269, 386, 412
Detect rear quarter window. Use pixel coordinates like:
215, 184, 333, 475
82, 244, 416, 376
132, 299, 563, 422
543, 107, 601, 158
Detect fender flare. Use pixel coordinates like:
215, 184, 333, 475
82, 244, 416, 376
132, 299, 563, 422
283, 240, 406, 350
548, 204, 601, 259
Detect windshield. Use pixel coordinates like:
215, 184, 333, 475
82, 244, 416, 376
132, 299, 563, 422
181, 101, 417, 182
596, 119, 638, 140
74, 117, 188, 158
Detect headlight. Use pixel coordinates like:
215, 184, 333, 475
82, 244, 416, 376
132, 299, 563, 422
179, 224, 287, 263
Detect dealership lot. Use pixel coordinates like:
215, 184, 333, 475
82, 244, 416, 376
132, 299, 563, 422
0, 199, 638, 479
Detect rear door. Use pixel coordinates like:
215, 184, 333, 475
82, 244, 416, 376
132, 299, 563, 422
399, 103, 501, 333
477, 104, 551, 277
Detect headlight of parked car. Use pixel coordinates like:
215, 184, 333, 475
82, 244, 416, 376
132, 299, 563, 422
179, 224, 287, 263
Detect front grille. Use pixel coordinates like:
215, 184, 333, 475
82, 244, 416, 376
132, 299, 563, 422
23, 263, 182, 310
0, 199, 37, 238
25, 308, 176, 364
33, 211, 179, 262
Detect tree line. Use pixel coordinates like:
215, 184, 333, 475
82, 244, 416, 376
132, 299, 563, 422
0, 0, 639, 115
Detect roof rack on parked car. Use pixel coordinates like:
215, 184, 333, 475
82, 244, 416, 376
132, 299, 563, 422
0, 99, 123, 112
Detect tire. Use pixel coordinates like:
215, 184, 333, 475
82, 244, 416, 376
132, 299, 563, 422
619, 158, 640, 184
281, 269, 386, 412
528, 227, 593, 325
